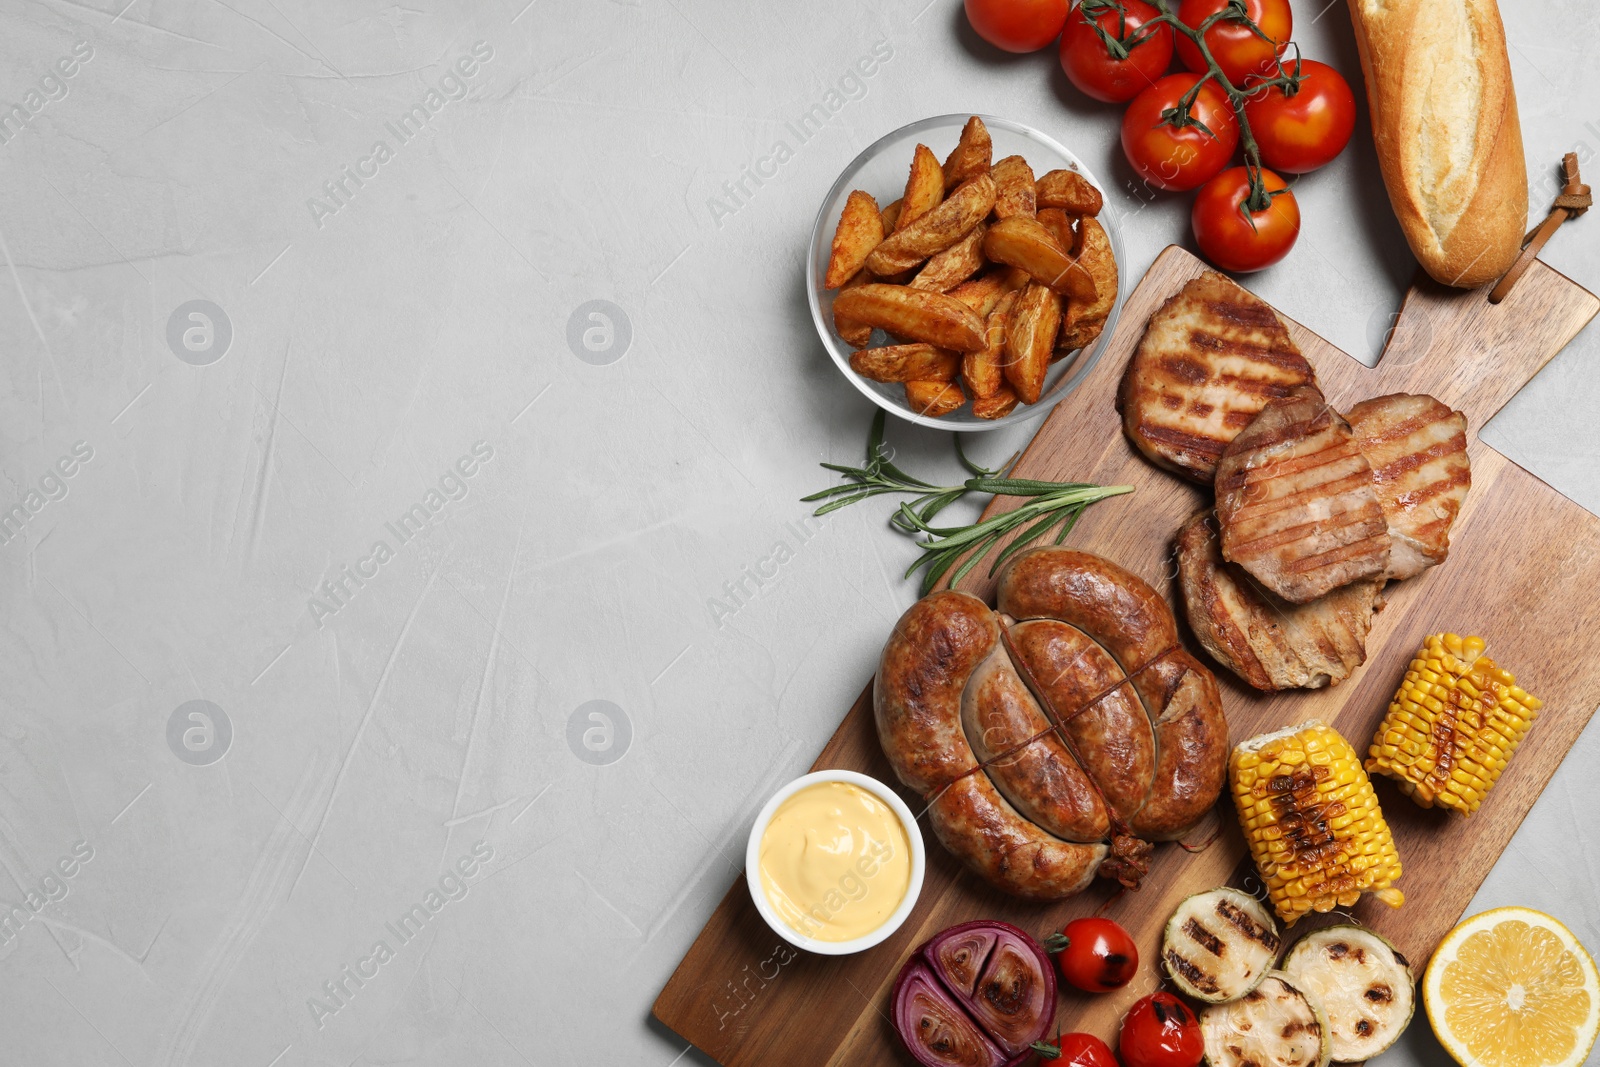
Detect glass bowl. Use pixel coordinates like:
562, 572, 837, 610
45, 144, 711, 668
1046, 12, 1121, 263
806, 113, 1127, 432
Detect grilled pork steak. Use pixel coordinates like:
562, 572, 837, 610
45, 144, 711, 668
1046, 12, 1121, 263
1119, 272, 1317, 484
1214, 386, 1391, 604
1176, 511, 1383, 691
1346, 393, 1471, 580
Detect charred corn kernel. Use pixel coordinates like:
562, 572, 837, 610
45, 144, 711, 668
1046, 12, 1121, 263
1365, 633, 1541, 817
1229, 720, 1403, 926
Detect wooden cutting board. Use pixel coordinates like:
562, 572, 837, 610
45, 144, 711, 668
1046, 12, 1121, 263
654, 246, 1600, 1066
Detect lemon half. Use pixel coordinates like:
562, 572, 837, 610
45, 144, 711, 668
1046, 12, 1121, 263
1424, 907, 1600, 1067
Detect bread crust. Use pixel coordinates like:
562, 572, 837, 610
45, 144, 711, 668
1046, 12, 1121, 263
1348, 0, 1527, 288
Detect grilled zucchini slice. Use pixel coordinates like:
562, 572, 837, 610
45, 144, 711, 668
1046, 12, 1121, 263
1201, 971, 1331, 1067
1163, 888, 1282, 1003
1281, 926, 1415, 1061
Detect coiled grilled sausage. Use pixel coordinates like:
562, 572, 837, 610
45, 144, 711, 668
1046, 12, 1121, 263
874, 552, 1228, 899
876, 591, 1107, 898
997, 548, 1228, 841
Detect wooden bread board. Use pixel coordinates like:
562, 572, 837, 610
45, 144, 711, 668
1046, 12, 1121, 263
654, 245, 1600, 1066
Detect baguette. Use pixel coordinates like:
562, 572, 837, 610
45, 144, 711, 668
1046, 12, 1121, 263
1347, 0, 1527, 288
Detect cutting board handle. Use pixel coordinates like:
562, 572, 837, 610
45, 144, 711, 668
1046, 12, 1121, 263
1346, 260, 1598, 430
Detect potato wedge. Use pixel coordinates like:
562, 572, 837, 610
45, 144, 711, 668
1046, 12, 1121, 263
943, 115, 992, 190
911, 221, 988, 292
1069, 216, 1118, 325
831, 283, 987, 351
906, 379, 966, 418
1036, 207, 1077, 256
1056, 315, 1107, 355
1004, 283, 1061, 404
1037, 169, 1104, 215
824, 190, 884, 289
898, 145, 945, 232
947, 271, 1013, 317
990, 155, 1036, 219
983, 215, 1097, 305
962, 289, 1018, 398
849, 343, 960, 383
833, 269, 874, 347
879, 198, 902, 235
866, 173, 997, 275
972, 385, 1020, 419
998, 264, 1033, 292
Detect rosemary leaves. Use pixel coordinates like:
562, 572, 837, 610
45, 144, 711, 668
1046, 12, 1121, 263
803, 412, 1132, 594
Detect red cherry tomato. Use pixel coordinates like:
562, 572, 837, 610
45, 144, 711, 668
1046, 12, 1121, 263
1242, 60, 1357, 173
1048, 917, 1140, 992
1174, 0, 1292, 85
1035, 1031, 1121, 1067
1191, 165, 1300, 272
1058, 0, 1174, 104
965, 0, 1070, 53
1118, 992, 1204, 1067
1121, 73, 1238, 192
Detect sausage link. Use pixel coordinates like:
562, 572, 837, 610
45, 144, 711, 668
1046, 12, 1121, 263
1005, 618, 1154, 825
927, 772, 1106, 901
997, 548, 1176, 669
874, 590, 995, 794
961, 643, 1109, 843
1125, 651, 1228, 840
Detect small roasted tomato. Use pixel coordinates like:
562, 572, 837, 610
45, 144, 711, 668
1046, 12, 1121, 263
1033, 1031, 1122, 1067
1118, 992, 1204, 1067
1047, 917, 1140, 992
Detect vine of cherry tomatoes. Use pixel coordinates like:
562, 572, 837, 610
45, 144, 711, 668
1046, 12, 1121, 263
964, 0, 1358, 273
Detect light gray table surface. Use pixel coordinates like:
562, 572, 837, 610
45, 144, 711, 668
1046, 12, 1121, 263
1, 1, 1596, 1064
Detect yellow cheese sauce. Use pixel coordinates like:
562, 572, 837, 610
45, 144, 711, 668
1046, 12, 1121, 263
758, 780, 911, 942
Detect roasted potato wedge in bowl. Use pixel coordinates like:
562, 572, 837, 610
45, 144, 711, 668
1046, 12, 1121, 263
808, 114, 1125, 430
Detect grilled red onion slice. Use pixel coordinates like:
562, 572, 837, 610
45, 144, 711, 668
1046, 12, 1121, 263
891, 921, 1057, 1067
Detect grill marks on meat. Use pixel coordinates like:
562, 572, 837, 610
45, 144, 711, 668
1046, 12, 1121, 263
1215, 387, 1391, 604
1346, 393, 1471, 580
1120, 272, 1317, 483
1176, 512, 1383, 690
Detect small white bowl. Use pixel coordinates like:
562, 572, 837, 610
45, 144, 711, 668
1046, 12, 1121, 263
746, 769, 925, 956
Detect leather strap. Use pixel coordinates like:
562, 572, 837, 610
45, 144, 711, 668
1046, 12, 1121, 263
1490, 152, 1591, 304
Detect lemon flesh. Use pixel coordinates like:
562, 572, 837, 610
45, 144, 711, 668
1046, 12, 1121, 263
1425, 908, 1600, 1067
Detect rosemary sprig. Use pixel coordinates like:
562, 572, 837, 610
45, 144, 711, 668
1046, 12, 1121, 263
896, 478, 1132, 593
803, 412, 1133, 594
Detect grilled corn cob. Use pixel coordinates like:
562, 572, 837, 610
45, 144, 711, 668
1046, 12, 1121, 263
1365, 633, 1541, 816
1230, 720, 1404, 925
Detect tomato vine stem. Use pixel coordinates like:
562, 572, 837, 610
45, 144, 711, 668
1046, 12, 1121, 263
1085, 0, 1302, 214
